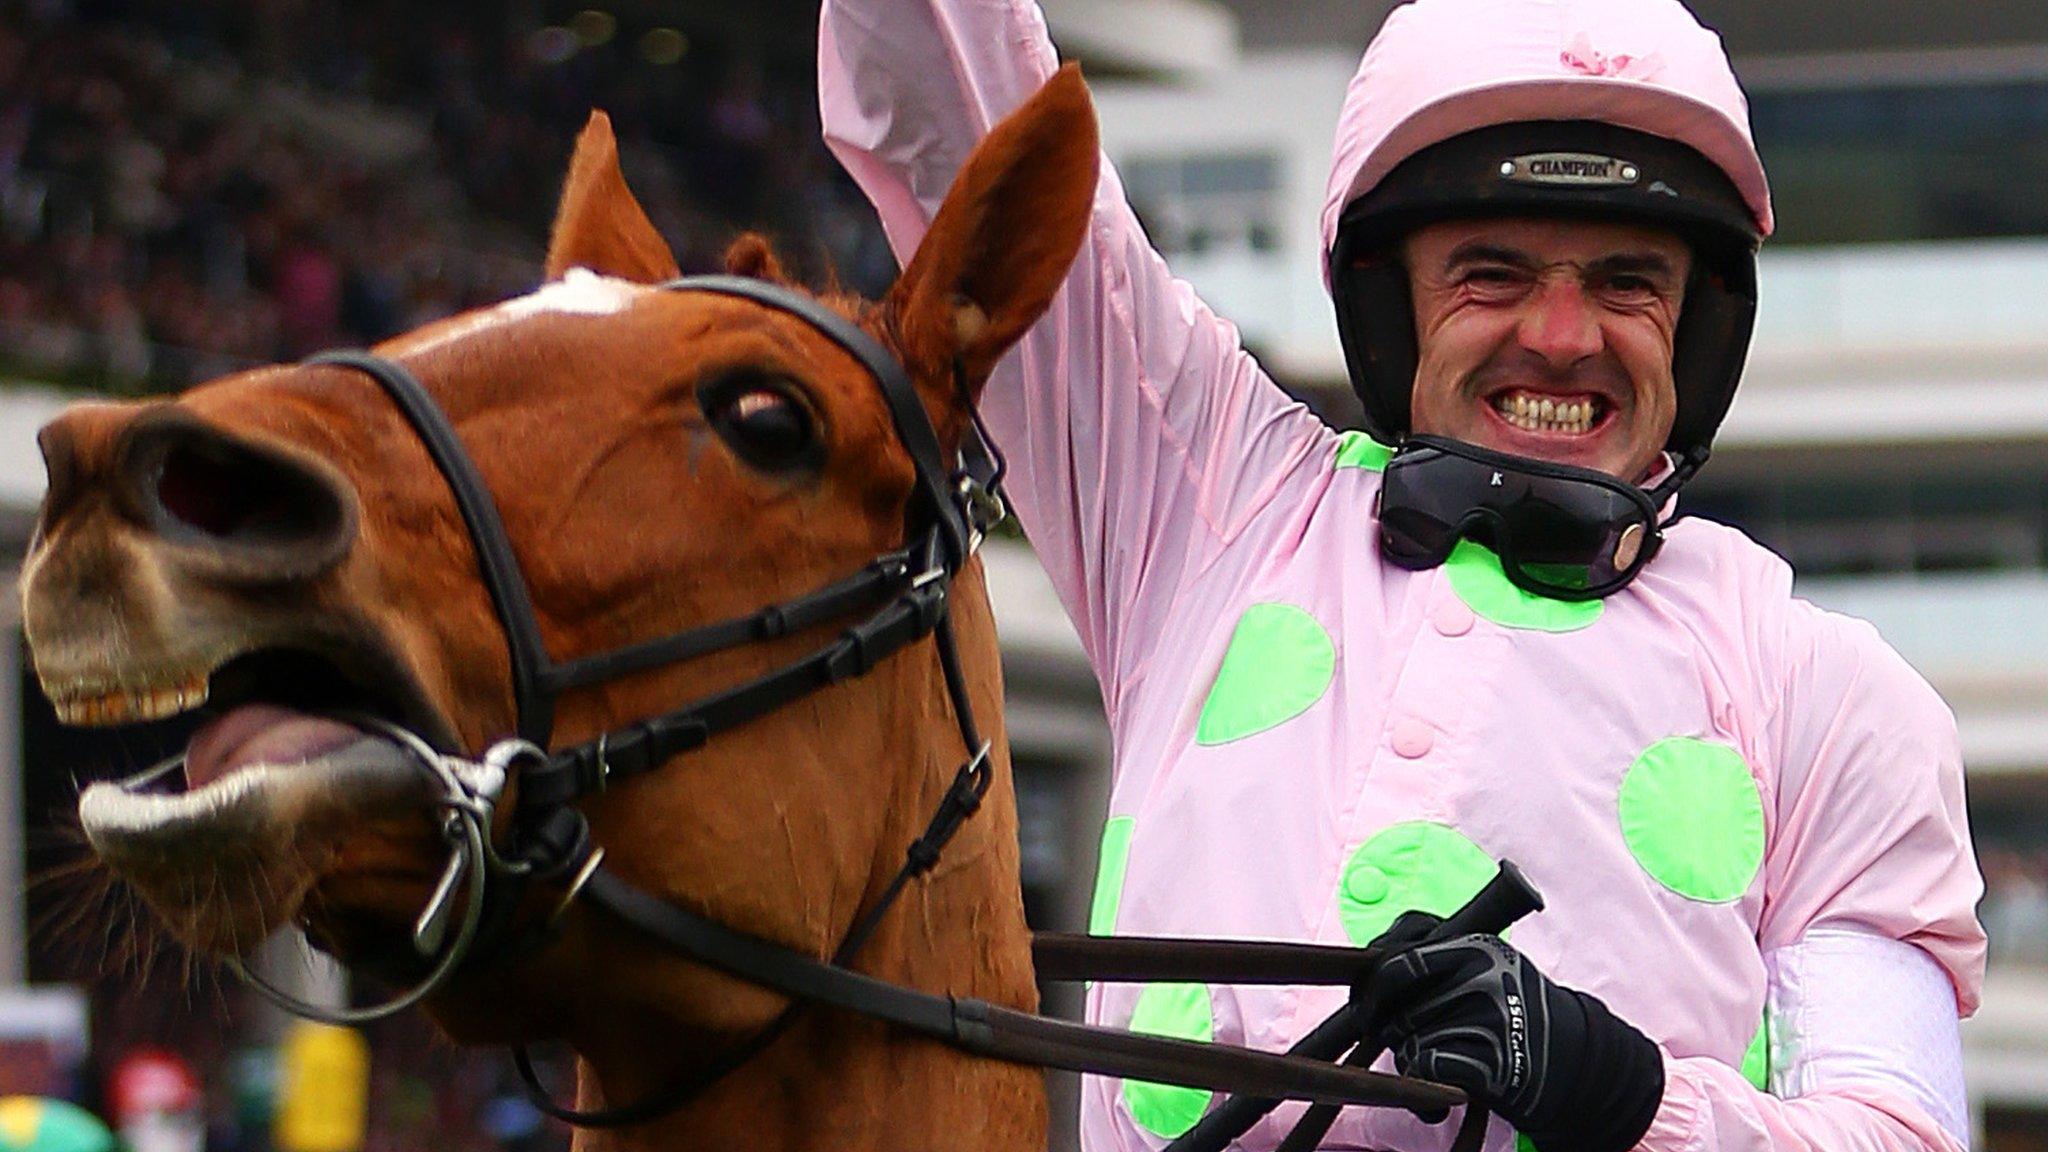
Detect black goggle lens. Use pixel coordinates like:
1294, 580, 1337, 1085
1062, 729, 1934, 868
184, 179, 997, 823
1377, 436, 1661, 601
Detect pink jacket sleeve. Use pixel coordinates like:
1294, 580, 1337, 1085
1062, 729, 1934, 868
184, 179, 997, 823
1758, 603, 1984, 1008
1641, 602, 1985, 1151
817, 0, 1334, 719
1646, 1059, 1967, 1152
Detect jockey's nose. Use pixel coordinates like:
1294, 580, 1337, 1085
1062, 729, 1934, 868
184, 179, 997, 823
1516, 277, 1605, 369
102, 406, 360, 582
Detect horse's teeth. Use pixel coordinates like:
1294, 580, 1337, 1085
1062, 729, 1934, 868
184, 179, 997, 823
47, 675, 210, 728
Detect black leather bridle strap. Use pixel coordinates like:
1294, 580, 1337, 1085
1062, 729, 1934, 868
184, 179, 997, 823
308, 350, 559, 745
536, 549, 917, 695
521, 567, 951, 808
670, 276, 974, 568
578, 868, 1466, 1115
1032, 933, 1391, 986
516, 670, 994, 1130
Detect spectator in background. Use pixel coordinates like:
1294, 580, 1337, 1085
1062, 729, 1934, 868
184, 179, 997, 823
271, 224, 343, 357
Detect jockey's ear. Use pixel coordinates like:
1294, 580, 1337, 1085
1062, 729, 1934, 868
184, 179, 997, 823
884, 64, 1099, 409
544, 111, 683, 284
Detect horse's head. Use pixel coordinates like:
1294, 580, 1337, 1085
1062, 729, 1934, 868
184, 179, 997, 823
24, 67, 1097, 1135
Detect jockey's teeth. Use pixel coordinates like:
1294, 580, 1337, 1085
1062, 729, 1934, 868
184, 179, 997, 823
1494, 394, 1595, 435
49, 675, 210, 727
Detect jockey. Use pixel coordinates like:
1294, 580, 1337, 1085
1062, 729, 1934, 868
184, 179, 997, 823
819, 0, 1984, 1149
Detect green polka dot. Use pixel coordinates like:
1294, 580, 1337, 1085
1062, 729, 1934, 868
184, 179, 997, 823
1516, 1135, 1539, 1152
1195, 604, 1335, 745
1742, 1014, 1771, 1092
1338, 822, 1499, 946
1444, 540, 1603, 632
1090, 816, 1136, 936
1122, 983, 1214, 1136
1334, 430, 1394, 472
1619, 738, 1765, 902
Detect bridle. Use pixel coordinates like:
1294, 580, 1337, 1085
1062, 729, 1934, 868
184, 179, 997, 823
164, 275, 1538, 1147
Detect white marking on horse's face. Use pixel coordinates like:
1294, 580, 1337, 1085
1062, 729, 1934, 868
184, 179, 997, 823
385, 268, 651, 358
501, 267, 645, 317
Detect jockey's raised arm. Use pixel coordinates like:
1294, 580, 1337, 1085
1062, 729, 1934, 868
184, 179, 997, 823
819, 2, 1984, 1150
819, 0, 1337, 709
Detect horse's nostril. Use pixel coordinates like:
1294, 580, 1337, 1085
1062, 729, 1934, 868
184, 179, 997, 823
157, 443, 296, 542
120, 413, 357, 577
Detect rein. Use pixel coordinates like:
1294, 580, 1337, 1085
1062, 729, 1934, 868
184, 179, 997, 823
184, 275, 1536, 1145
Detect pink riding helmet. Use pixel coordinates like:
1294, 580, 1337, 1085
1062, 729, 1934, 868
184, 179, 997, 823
1320, 0, 1775, 264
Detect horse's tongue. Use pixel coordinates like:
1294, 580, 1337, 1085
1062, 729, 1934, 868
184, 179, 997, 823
185, 705, 366, 791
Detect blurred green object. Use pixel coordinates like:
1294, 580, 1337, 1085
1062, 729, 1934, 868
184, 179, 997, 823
0, 1098, 115, 1152
229, 1046, 279, 1141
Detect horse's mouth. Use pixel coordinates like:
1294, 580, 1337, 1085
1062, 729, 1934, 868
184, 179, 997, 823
47, 646, 456, 958
44, 642, 447, 740
53, 644, 447, 804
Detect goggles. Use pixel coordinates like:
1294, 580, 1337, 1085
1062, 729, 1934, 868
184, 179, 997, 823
1377, 435, 1677, 601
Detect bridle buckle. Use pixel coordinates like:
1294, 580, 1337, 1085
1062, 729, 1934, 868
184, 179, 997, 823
954, 474, 1008, 551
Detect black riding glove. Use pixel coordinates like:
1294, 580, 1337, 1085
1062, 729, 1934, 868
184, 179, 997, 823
1364, 912, 1665, 1152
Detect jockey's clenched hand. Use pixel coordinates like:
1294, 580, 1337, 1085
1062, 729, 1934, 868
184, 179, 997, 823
1364, 912, 1666, 1152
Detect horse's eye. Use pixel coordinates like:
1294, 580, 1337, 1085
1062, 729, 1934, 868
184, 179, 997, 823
705, 385, 820, 473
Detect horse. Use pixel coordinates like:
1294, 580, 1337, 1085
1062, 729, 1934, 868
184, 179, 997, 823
22, 66, 1103, 1152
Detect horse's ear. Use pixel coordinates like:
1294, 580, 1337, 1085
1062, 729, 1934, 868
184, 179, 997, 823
884, 64, 1099, 402
544, 111, 682, 283
723, 233, 791, 283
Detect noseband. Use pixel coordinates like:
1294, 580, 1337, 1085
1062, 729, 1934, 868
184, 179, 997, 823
206, 275, 1526, 1145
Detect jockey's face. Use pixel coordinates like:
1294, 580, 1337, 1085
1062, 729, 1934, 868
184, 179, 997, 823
1403, 217, 1690, 483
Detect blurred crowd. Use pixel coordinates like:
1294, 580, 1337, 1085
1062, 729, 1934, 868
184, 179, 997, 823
0, 0, 896, 395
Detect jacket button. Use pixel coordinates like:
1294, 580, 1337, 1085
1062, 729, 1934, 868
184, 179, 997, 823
1431, 597, 1476, 636
1344, 863, 1391, 905
1391, 717, 1434, 759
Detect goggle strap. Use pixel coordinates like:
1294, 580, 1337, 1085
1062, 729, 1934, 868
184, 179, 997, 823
1645, 445, 1710, 524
